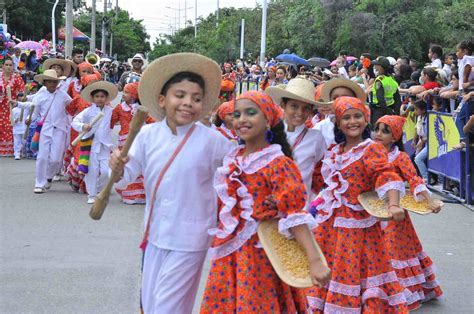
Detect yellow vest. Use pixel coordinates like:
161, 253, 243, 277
372, 75, 398, 106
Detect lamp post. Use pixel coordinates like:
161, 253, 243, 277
51, 0, 60, 53
259, 0, 267, 68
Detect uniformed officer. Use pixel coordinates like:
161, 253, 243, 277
370, 56, 401, 124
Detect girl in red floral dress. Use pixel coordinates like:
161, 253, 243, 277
110, 82, 155, 204
373, 115, 443, 310
307, 96, 409, 313
0, 57, 25, 156
201, 91, 331, 313
214, 100, 238, 142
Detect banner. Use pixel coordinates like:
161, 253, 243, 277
402, 111, 416, 156
427, 111, 461, 180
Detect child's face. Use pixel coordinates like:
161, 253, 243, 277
445, 55, 454, 65
158, 80, 204, 126
281, 99, 312, 129
276, 69, 285, 79
414, 107, 425, 117
348, 69, 356, 77
51, 64, 64, 77
80, 67, 92, 77
329, 87, 356, 100
233, 98, 267, 143
93, 91, 108, 107
432, 101, 442, 112
318, 104, 334, 117
373, 122, 395, 148
337, 108, 367, 140
223, 113, 234, 129
43, 80, 59, 93
123, 91, 135, 104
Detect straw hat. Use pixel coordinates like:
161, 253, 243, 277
127, 53, 148, 68
34, 69, 66, 84
318, 78, 366, 104
138, 52, 222, 121
80, 81, 118, 103
43, 58, 74, 78
265, 77, 320, 107
66, 59, 77, 77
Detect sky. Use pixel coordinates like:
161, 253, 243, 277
86, 0, 258, 44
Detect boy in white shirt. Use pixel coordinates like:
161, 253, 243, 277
12, 106, 28, 159
72, 81, 118, 204
266, 77, 326, 205
30, 70, 72, 193
109, 53, 233, 313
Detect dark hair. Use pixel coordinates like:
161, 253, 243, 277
91, 89, 109, 97
451, 69, 459, 80
399, 56, 410, 65
276, 65, 287, 74
161, 71, 205, 96
333, 124, 372, 144
414, 100, 427, 111
399, 64, 412, 81
72, 48, 84, 56
361, 53, 371, 59
3, 56, 12, 63
457, 39, 473, 55
374, 121, 405, 152
214, 114, 224, 127
411, 70, 421, 83
348, 65, 357, 72
271, 120, 293, 158
430, 44, 443, 58
422, 67, 437, 82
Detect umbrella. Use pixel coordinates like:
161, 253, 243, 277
330, 56, 359, 66
275, 53, 311, 67
307, 57, 331, 68
14, 41, 44, 58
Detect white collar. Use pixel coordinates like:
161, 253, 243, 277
163, 118, 195, 136
284, 122, 306, 134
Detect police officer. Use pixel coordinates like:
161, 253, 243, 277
370, 56, 401, 124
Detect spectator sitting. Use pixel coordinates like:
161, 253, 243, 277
439, 71, 459, 100
413, 100, 429, 182
442, 53, 455, 79
399, 67, 440, 97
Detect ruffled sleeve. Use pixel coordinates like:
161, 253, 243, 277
394, 151, 430, 201
362, 142, 405, 199
110, 104, 120, 128
269, 157, 317, 237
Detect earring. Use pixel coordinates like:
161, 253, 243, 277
265, 128, 274, 143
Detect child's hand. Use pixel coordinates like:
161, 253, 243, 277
310, 259, 331, 288
427, 199, 443, 213
388, 205, 405, 221
8, 100, 17, 107
109, 149, 129, 181
82, 123, 92, 132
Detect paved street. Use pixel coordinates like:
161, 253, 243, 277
1, 157, 473, 313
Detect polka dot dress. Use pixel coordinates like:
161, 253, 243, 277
0, 73, 24, 156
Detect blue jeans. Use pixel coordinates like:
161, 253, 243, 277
414, 146, 428, 181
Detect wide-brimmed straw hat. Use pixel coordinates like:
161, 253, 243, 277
34, 69, 66, 84
80, 81, 118, 103
317, 78, 366, 104
265, 77, 320, 107
138, 52, 222, 121
43, 58, 74, 78
127, 53, 148, 68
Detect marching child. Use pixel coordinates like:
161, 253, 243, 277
201, 91, 331, 312
72, 81, 118, 204
12, 105, 28, 160
373, 115, 443, 310
30, 70, 72, 193
108, 53, 234, 313
266, 77, 326, 205
307, 96, 409, 312
110, 82, 155, 204
213, 100, 238, 142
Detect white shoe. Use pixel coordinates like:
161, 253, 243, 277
87, 196, 96, 204
52, 175, 61, 182
14, 156, 20, 160
45, 180, 52, 190
34, 187, 46, 194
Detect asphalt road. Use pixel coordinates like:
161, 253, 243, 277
1, 156, 473, 313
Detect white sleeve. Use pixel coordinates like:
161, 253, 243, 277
114, 131, 144, 189
31, 97, 41, 121
314, 130, 327, 163
16, 101, 34, 110
71, 109, 87, 132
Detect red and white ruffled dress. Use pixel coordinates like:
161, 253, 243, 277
382, 146, 442, 310
216, 125, 239, 144
201, 144, 317, 313
307, 139, 410, 313
110, 102, 154, 204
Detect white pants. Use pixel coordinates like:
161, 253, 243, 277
142, 245, 207, 314
84, 148, 109, 197
35, 129, 67, 188
13, 133, 24, 158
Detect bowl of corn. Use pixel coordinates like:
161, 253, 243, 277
257, 219, 327, 288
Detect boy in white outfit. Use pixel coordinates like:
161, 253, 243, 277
72, 81, 118, 204
12, 106, 28, 159
109, 53, 234, 314
30, 70, 72, 193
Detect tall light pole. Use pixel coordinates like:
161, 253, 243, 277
240, 19, 245, 59
259, 0, 267, 68
216, 0, 219, 27
51, 0, 60, 53
109, 0, 118, 57
65, 0, 73, 57
194, 0, 197, 37
90, 0, 96, 52
101, 0, 107, 54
